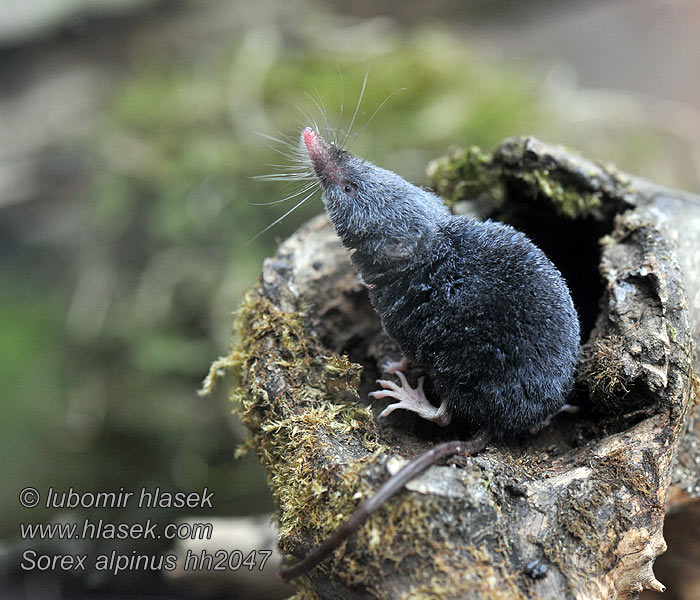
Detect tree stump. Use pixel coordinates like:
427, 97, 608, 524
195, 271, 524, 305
205, 137, 700, 599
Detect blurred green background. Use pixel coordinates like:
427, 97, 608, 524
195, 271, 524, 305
1, 0, 699, 597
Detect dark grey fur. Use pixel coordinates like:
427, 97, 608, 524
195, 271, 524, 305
306, 129, 580, 439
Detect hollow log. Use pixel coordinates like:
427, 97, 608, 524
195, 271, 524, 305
206, 137, 700, 599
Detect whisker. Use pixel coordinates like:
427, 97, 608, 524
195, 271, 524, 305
290, 115, 321, 142
342, 68, 369, 148
255, 131, 295, 145
254, 131, 309, 167
246, 186, 319, 245
295, 104, 323, 140
347, 87, 406, 151
261, 163, 311, 171
315, 88, 332, 139
249, 181, 317, 205
251, 173, 313, 181
305, 89, 330, 138
262, 139, 308, 160
335, 67, 344, 145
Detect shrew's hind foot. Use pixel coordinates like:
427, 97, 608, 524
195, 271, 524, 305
370, 371, 451, 426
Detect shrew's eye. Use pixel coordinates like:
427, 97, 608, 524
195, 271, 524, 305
342, 182, 357, 196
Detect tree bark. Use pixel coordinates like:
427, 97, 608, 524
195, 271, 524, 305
207, 137, 700, 599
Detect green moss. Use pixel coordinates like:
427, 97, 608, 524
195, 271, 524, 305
427, 146, 503, 209
667, 323, 678, 343
202, 285, 389, 564
427, 137, 636, 220
599, 234, 618, 248
518, 168, 603, 219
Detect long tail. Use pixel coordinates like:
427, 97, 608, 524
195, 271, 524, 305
278, 430, 491, 580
